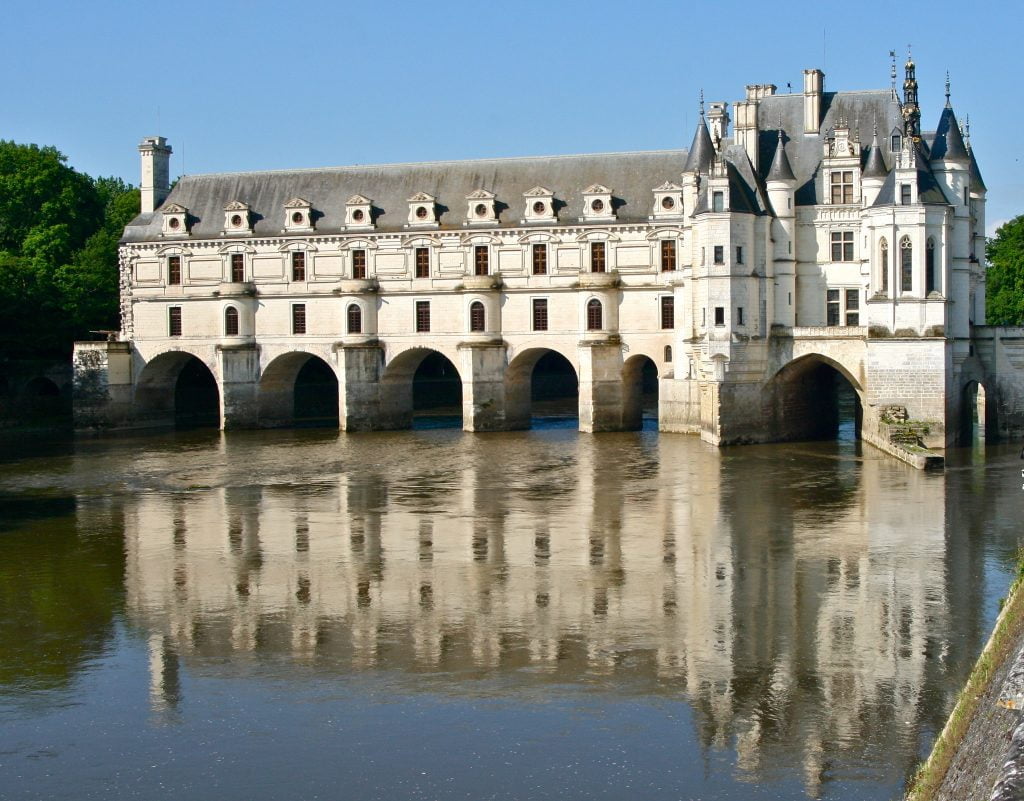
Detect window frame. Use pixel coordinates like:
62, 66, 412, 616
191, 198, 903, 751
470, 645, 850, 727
167, 255, 182, 285
830, 170, 854, 204
346, 303, 362, 334
713, 245, 724, 265
352, 248, 367, 279
879, 238, 889, 294
586, 298, 603, 331
469, 300, 486, 332
900, 236, 913, 293
660, 296, 675, 330
590, 241, 606, 273
660, 239, 676, 272
168, 306, 182, 337
415, 246, 430, 279
230, 252, 245, 283
830, 230, 854, 262
224, 306, 239, 336
291, 250, 306, 282
474, 245, 489, 277
291, 303, 306, 335
926, 237, 937, 294
532, 298, 548, 331
415, 300, 431, 333
714, 306, 725, 326
532, 243, 547, 275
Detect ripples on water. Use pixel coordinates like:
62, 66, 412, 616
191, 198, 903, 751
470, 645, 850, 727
0, 424, 1022, 800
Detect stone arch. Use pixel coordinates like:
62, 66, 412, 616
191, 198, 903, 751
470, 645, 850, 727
622, 353, 660, 430
259, 351, 339, 428
380, 347, 463, 429
763, 353, 863, 442
136, 350, 220, 428
505, 347, 580, 429
961, 378, 997, 444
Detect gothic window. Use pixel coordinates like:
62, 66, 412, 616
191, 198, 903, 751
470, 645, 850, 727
900, 236, 913, 293
291, 251, 305, 281
231, 253, 245, 282
590, 242, 606, 273
469, 301, 486, 332
415, 300, 430, 333
415, 247, 430, 278
168, 255, 181, 285
660, 240, 676, 272
224, 306, 239, 336
352, 249, 367, 279
926, 237, 937, 294
168, 306, 182, 337
532, 244, 547, 275
713, 245, 724, 265
474, 245, 489, 276
830, 170, 854, 204
586, 298, 603, 331
347, 304, 362, 334
292, 304, 306, 335
880, 238, 889, 294
532, 298, 548, 331
663, 345, 672, 363
831, 231, 854, 261
660, 296, 674, 329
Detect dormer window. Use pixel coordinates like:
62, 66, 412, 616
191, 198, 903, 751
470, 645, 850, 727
651, 182, 683, 219
466, 189, 497, 225
523, 186, 556, 224
582, 184, 615, 222
407, 192, 438, 227
345, 195, 374, 229
830, 171, 854, 204
712, 191, 725, 213
284, 198, 314, 232
224, 201, 252, 235
161, 203, 189, 236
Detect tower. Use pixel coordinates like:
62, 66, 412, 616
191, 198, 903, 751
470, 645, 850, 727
139, 136, 172, 214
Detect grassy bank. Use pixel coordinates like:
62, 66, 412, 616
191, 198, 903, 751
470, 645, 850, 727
906, 550, 1024, 800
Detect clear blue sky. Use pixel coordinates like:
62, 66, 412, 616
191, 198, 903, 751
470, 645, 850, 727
2, 0, 1020, 234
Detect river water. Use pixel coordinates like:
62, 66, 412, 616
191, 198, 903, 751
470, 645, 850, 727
0, 423, 1021, 800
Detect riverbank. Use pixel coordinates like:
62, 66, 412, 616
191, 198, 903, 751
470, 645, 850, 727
907, 551, 1024, 800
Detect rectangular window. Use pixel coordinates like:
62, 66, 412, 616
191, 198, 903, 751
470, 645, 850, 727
713, 245, 724, 265
900, 184, 912, 205
352, 249, 367, 279
590, 242, 606, 273
292, 304, 306, 335
891, 134, 902, 152
532, 244, 547, 275
714, 306, 725, 326
736, 246, 743, 265
231, 253, 244, 283
826, 289, 841, 326
168, 306, 182, 337
532, 298, 548, 331
660, 296, 675, 329
830, 231, 854, 262
660, 240, 676, 272
736, 306, 744, 326
830, 170, 854, 204
474, 245, 489, 276
845, 289, 860, 325
291, 251, 305, 281
167, 256, 181, 285
415, 247, 430, 278
415, 300, 430, 333
712, 191, 724, 212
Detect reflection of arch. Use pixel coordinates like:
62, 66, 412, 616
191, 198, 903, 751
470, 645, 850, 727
505, 347, 579, 429
136, 351, 220, 428
259, 352, 339, 428
622, 354, 659, 430
764, 354, 863, 442
380, 348, 463, 428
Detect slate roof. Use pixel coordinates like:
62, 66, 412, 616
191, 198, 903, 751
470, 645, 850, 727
869, 142, 952, 206
122, 150, 690, 242
929, 106, 969, 162
766, 132, 796, 182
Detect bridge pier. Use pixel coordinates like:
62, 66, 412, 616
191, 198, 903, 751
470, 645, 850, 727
218, 344, 260, 429
578, 339, 625, 433
459, 341, 509, 432
72, 341, 134, 428
337, 342, 385, 431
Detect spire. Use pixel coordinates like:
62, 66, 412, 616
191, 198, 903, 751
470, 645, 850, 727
683, 98, 715, 174
945, 71, 951, 108
963, 115, 987, 191
902, 45, 921, 141
863, 125, 889, 178
766, 129, 795, 182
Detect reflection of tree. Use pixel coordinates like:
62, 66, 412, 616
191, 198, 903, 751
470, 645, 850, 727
0, 494, 123, 694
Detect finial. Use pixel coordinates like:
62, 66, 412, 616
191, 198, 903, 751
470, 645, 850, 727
699, 89, 705, 118
906, 44, 913, 65
964, 113, 971, 147
873, 115, 878, 137
945, 71, 951, 107
889, 50, 897, 93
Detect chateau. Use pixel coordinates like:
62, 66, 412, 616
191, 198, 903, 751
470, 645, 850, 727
74, 57, 1024, 449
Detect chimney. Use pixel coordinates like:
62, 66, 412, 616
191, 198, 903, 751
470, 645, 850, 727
139, 136, 172, 213
707, 102, 730, 149
803, 69, 824, 134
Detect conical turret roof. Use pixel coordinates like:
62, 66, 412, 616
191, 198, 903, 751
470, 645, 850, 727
683, 116, 715, 174
863, 130, 889, 179
930, 106, 969, 162
766, 131, 795, 182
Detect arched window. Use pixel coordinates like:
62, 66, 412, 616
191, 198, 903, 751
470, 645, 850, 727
347, 304, 362, 334
879, 238, 889, 294
664, 345, 672, 363
900, 236, 913, 294
469, 301, 486, 332
586, 298, 603, 331
224, 306, 239, 336
926, 237, 937, 294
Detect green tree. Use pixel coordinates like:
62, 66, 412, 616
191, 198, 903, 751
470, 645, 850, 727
986, 215, 1024, 326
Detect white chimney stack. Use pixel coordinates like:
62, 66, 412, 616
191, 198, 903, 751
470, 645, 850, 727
139, 136, 172, 213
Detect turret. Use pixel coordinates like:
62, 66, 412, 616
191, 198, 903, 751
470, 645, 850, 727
139, 136, 172, 214
862, 126, 889, 206
766, 130, 796, 326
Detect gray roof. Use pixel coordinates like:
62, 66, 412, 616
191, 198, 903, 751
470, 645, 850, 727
862, 130, 889, 178
123, 150, 691, 242
929, 106, 969, 162
968, 146, 987, 192
683, 118, 715, 174
765, 132, 796, 182
870, 143, 952, 206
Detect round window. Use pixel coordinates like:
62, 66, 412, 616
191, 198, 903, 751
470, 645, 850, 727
231, 214, 243, 227
416, 206, 428, 219
352, 209, 365, 222
475, 203, 488, 217
661, 196, 675, 210
291, 212, 304, 224
168, 217, 181, 230
532, 201, 546, 215
591, 199, 604, 213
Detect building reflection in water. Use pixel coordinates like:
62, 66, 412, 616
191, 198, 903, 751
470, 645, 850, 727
124, 433, 950, 796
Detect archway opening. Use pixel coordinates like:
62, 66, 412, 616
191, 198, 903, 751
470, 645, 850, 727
136, 353, 220, 429
259, 353, 339, 428
961, 381, 995, 445
506, 349, 579, 429
412, 351, 462, 428
765, 357, 862, 443
17, 376, 69, 422
623, 355, 660, 431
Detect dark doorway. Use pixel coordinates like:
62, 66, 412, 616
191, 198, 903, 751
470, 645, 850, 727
294, 357, 340, 427
412, 352, 462, 428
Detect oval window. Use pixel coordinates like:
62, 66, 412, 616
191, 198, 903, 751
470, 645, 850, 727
475, 203, 488, 217
533, 201, 545, 215
291, 211, 304, 224
661, 196, 675, 210
231, 214, 243, 227
416, 206, 428, 219
591, 199, 604, 213
168, 217, 181, 229
352, 209, 365, 222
